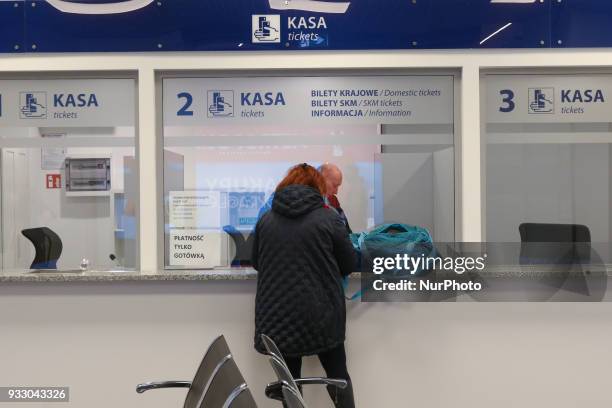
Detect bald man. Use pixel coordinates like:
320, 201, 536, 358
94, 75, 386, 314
319, 163, 352, 234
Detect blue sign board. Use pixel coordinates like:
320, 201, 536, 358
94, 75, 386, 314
0, 0, 610, 52
0, 1, 25, 53
551, 0, 612, 48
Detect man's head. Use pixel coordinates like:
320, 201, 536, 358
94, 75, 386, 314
319, 163, 343, 196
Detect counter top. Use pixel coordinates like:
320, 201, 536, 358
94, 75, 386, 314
0, 268, 258, 283
1, 264, 611, 283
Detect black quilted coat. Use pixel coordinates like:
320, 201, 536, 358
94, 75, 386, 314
252, 184, 356, 357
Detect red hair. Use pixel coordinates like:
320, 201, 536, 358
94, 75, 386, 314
275, 163, 327, 195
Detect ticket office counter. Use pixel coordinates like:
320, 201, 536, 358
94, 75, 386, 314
2, 70, 612, 276
4, 70, 612, 273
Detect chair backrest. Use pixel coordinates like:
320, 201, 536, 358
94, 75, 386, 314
198, 355, 251, 408
21, 227, 63, 269
261, 334, 285, 363
268, 355, 299, 392
222, 225, 255, 267
519, 223, 591, 243
518, 223, 591, 264
282, 385, 308, 408
183, 335, 232, 408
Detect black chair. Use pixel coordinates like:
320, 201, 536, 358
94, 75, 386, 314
223, 226, 255, 267
137, 335, 255, 408
21, 227, 63, 269
518, 223, 591, 264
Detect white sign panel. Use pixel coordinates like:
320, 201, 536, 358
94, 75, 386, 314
486, 74, 612, 123
163, 76, 454, 126
0, 79, 135, 127
169, 190, 224, 229
169, 229, 223, 267
41, 147, 67, 170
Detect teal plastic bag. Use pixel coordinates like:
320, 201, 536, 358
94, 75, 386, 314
344, 223, 434, 300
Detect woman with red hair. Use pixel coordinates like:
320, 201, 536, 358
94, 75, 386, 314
252, 163, 356, 407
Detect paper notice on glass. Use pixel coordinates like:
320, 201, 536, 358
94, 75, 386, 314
41, 147, 67, 170
169, 229, 223, 267
169, 190, 224, 228
40, 132, 66, 170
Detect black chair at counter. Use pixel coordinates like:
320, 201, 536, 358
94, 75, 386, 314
223, 225, 255, 267
518, 223, 591, 264
21, 227, 63, 269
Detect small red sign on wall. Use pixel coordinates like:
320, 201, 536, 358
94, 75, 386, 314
46, 174, 61, 189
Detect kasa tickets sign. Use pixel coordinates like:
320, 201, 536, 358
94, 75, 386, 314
0, 78, 135, 127
486, 74, 612, 123
252, 14, 332, 46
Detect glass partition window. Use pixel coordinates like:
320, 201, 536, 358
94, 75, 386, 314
484, 73, 612, 262
0, 76, 138, 271
162, 74, 456, 269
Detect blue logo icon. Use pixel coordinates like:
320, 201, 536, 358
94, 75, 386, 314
528, 88, 554, 114
252, 15, 281, 43
20, 92, 47, 119
207, 90, 234, 118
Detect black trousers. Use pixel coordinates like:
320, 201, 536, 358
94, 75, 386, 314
283, 343, 355, 408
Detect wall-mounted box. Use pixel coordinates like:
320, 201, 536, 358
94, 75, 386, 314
65, 157, 111, 197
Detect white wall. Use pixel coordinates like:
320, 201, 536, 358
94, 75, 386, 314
2, 281, 612, 408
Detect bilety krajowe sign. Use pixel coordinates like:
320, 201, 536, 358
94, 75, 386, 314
2, 0, 608, 52
0, 79, 135, 127
163, 75, 454, 126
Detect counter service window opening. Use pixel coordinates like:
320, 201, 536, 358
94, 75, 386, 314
484, 72, 612, 264
162, 74, 456, 269
0, 75, 138, 272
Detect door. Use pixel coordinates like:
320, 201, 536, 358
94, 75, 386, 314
2, 149, 31, 269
